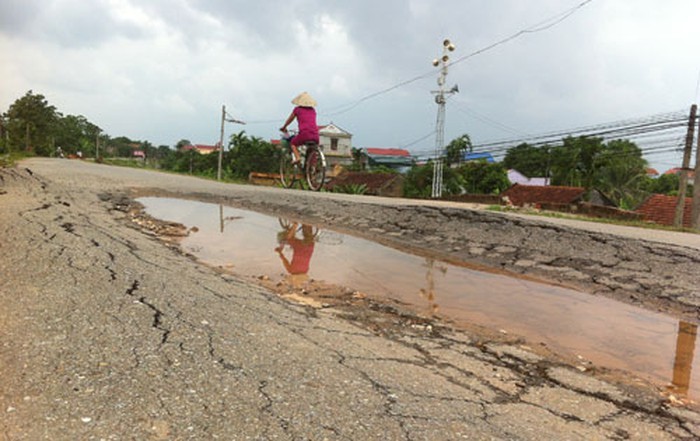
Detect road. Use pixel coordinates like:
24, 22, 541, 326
1, 158, 699, 440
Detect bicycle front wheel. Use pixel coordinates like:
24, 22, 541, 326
305, 149, 326, 191
280, 150, 299, 188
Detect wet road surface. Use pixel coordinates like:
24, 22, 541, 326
139, 196, 700, 400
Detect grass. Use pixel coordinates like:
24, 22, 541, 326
0, 152, 32, 168
100, 157, 251, 185
487, 205, 699, 234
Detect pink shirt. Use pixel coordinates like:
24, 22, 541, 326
293, 106, 319, 143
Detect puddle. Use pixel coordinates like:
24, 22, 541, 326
138, 197, 700, 399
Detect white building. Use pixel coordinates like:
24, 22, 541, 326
318, 123, 353, 167
507, 169, 549, 186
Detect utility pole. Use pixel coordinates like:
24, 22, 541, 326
430, 39, 458, 199
217, 105, 225, 181
674, 104, 697, 227
692, 111, 700, 229
217, 105, 246, 181
25, 121, 31, 152
96, 130, 100, 160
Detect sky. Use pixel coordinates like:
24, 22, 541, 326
1, 0, 699, 172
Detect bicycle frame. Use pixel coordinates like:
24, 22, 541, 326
279, 135, 326, 191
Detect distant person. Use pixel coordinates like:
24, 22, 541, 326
280, 92, 319, 164
275, 221, 316, 281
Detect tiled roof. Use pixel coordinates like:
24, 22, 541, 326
635, 194, 693, 227
500, 184, 585, 207
182, 144, 218, 151
664, 168, 695, 179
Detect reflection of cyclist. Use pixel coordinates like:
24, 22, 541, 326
275, 222, 316, 277
280, 92, 319, 164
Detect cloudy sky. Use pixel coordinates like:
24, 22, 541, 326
1, 0, 699, 171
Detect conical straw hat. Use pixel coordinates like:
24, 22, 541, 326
291, 91, 317, 107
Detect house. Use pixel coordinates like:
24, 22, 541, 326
318, 123, 353, 167
325, 172, 405, 197
635, 194, 693, 228
181, 144, 219, 155
464, 152, 495, 163
507, 169, 549, 186
500, 184, 615, 208
646, 168, 660, 178
362, 147, 414, 172
664, 168, 695, 185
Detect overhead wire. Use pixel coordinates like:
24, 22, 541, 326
276, 0, 597, 121
408, 109, 692, 165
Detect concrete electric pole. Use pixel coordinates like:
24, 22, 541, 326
692, 110, 700, 229
674, 104, 697, 227
431, 39, 458, 199
217, 105, 246, 181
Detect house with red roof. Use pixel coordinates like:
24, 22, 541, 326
664, 168, 695, 185
181, 144, 220, 155
362, 147, 414, 172
646, 168, 660, 178
635, 194, 693, 228
500, 184, 615, 208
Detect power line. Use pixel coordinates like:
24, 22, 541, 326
312, 0, 596, 119
449, 101, 528, 137
408, 109, 691, 166
448, 0, 595, 68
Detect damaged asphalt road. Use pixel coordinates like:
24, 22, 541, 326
2, 158, 700, 440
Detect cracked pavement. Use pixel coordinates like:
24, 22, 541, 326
1, 158, 700, 440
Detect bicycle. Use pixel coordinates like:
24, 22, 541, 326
279, 130, 326, 191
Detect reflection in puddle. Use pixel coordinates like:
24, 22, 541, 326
138, 197, 699, 399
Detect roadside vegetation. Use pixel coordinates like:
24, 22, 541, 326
1, 90, 689, 211
488, 204, 699, 234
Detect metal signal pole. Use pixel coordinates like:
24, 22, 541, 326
431, 39, 458, 199
217, 105, 246, 181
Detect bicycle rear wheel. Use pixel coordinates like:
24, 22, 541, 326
280, 149, 299, 188
305, 148, 326, 191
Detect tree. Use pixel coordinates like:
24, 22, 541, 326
456, 161, 510, 195
348, 147, 365, 171
594, 139, 648, 209
54, 114, 101, 157
0, 115, 8, 154
403, 162, 463, 198
550, 136, 605, 190
640, 173, 693, 197
445, 134, 472, 166
225, 131, 279, 179
175, 139, 191, 150
502, 143, 551, 178
110, 136, 137, 157
4, 90, 59, 155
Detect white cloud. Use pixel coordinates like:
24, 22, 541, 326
1, 0, 698, 170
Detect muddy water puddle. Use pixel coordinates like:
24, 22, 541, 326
138, 197, 699, 399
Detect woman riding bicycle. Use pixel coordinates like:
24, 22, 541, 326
280, 91, 319, 164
